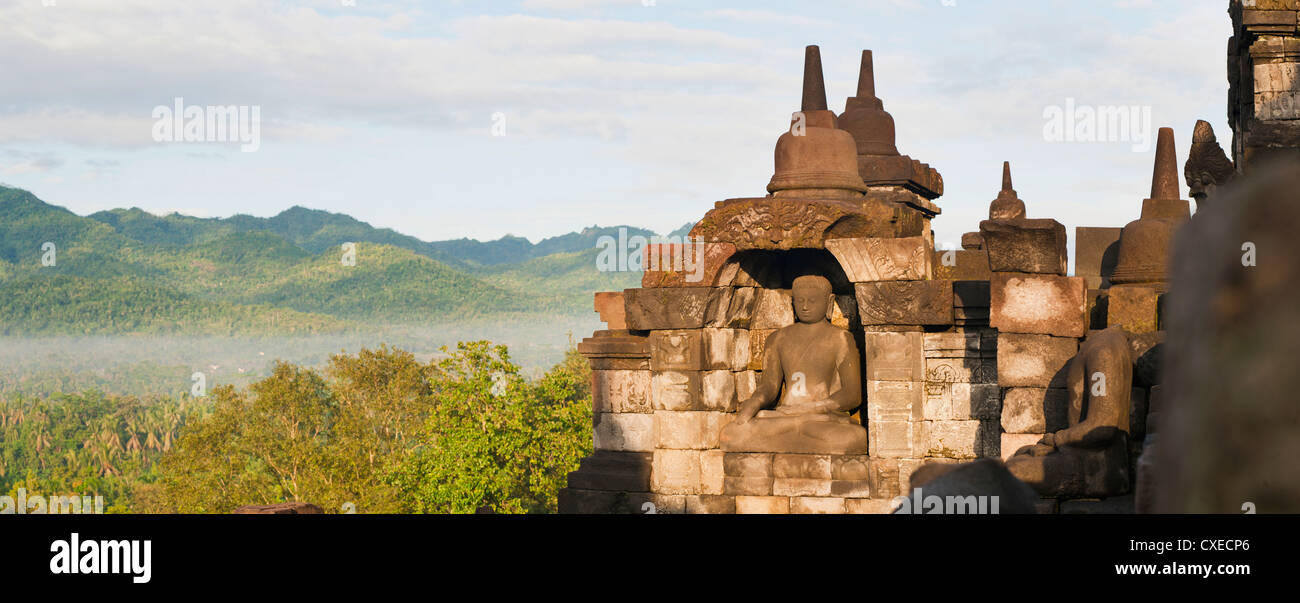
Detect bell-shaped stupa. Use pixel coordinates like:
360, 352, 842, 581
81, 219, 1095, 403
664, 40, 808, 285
767, 45, 867, 199
989, 161, 1027, 220
837, 50, 943, 201
1110, 127, 1192, 288
838, 50, 898, 157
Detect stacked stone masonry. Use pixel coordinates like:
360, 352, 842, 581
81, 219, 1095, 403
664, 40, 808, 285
553, 37, 1234, 514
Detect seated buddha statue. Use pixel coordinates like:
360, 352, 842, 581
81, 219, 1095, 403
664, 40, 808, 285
719, 275, 867, 454
1006, 326, 1134, 497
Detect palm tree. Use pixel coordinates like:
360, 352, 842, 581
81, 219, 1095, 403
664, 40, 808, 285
125, 418, 142, 456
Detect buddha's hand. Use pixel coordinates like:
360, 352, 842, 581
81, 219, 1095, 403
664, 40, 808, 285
1024, 433, 1057, 456
1026, 445, 1055, 457
734, 399, 762, 425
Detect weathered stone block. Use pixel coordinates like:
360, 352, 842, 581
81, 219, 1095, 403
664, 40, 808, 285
868, 420, 918, 458
594, 291, 627, 330
651, 370, 702, 411
1254, 61, 1300, 94
980, 219, 1068, 275
748, 329, 776, 370
649, 330, 704, 371
734, 496, 790, 514
751, 288, 794, 329
867, 380, 923, 422
997, 334, 1078, 388
579, 331, 650, 371
773, 454, 832, 479
723, 476, 773, 496
791, 497, 847, 514
724, 452, 773, 477
845, 498, 897, 514
830, 454, 871, 481
829, 480, 872, 498
923, 331, 982, 356
856, 281, 954, 326
1107, 285, 1160, 333
773, 477, 832, 497
566, 450, 653, 492
641, 242, 737, 288
825, 236, 932, 282
863, 331, 924, 381
593, 412, 655, 452
923, 382, 1001, 420
706, 287, 758, 329
654, 411, 732, 450
925, 357, 997, 384
587, 357, 650, 371
932, 250, 993, 281
1075, 227, 1122, 284
869, 458, 902, 499
700, 449, 725, 495
685, 495, 736, 514
1000, 433, 1043, 461
923, 420, 996, 459
701, 370, 738, 412
624, 287, 722, 330
702, 328, 750, 371
1258, 90, 1300, 120
1001, 388, 1069, 434
651, 449, 701, 495
990, 273, 1086, 337
591, 370, 652, 414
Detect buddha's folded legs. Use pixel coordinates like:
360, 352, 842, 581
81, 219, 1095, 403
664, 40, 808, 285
1006, 444, 1126, 498
720, 414, 866, 454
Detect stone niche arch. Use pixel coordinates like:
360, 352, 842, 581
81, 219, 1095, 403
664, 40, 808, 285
718, 248, 867, 424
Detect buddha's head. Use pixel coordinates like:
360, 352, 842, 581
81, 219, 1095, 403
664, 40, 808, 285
791, 275, 834, 324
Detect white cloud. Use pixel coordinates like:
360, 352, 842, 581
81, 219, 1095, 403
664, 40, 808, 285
521, 0, 645, 10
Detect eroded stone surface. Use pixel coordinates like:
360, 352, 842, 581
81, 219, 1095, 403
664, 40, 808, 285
641, 242, 738, 288
592, 370, 652, 414
990, 273, 1086, 337
997, 334, 1078, 388
856, 280, 954, 326
594, 413, 656, 452
1001, 388, 1069, 434
980, 219, 1068, 275
624, 288, 722, 330
649, 330, 704, 371
825, 236, 932, 282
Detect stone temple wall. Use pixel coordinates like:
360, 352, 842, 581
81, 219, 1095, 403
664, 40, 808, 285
556, 43, 1183, 514
1230, 0, 1300, 168
558, 154, 1179, 515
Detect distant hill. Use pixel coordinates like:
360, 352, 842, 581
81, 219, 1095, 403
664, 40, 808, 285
87, 204, 685, 269
0, 186, 682, 335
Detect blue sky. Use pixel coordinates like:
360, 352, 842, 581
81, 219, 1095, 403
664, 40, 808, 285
0, 0, 1231, 255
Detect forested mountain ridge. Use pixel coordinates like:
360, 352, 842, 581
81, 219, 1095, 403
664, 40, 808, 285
0, 186, 690, 335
